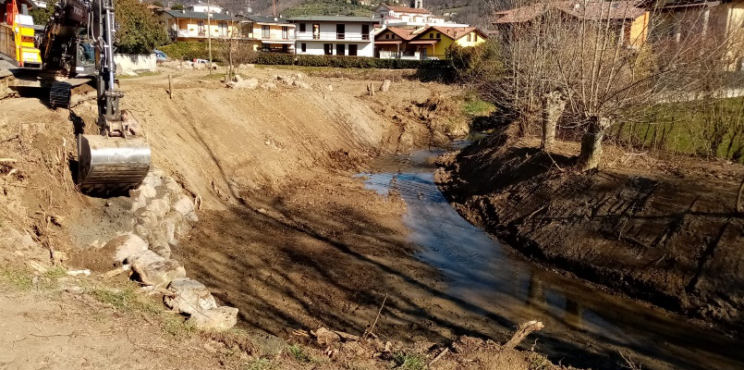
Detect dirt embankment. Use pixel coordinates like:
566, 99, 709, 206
4, 68, 566, 370
437, 128, 744, 334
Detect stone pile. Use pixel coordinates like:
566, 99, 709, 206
105, 169, 239, 331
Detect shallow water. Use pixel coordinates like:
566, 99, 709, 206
359, 146, 744, 370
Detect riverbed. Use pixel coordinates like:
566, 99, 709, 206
361, 146, 744, 370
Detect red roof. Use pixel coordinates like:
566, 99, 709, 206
414, 26, 488, 41
379, 3, 432, 14
493, 1, 646, 24
384, 27, 418, 40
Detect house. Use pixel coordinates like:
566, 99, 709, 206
241, 16, 295, 53
374, 26, 422, 59
374, 3, 471, 28
407, 26, 487, 59
188, 3, 223, 14
289, 16, 379, 57
160, 10, 240, 42
492, 1, 649, 49
642, 0, 744, 69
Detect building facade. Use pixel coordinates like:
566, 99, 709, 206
188, 3, 223, 14
241, 16, 295, 52
160, 10, 239, 42
289, 16, 378, 57
374, 26, 421, 59
408, 26, 487, 59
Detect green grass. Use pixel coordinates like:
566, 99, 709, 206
282, 0, 374, 17
614, 96, 744, 162
245, 358, 273, 370
392, 353, 426, 370
0, 268, 34, 290
463, 96, 496, 117
288, 344, 311, 363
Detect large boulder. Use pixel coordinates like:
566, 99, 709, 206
164, 278, 217, 315
186, 306, 239, 331
131, 250, 185, 286
108, 234, 148, 264
232, 78, 259, 90
172, 196, 198, 222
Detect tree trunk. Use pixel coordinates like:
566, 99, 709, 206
541, 90, 566, 151
579, 115, 611, 171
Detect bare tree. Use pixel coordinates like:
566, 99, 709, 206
489, 0, 743, 170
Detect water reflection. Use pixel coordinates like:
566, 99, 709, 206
358, 148, 744, 370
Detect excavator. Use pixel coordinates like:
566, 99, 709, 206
36, 0, 151, 195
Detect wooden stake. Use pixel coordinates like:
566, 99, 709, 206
503, 320, 544, 349
363, 294, 387, 340
168, 74, 173, 99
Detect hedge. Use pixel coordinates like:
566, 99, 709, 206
159, 42, 451, 70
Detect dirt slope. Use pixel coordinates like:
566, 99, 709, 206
437, 130, 744, 334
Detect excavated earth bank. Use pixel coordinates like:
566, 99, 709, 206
436, 127, 744, 334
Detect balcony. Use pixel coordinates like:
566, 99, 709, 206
295, 33, 371, 41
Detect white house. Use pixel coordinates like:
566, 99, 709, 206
289, 16, 379, 57
187, 3, 223, 14
374, 3, 471, 28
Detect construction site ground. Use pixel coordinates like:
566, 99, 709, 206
0, 67, 560, 369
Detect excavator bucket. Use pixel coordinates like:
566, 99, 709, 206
77, 134, 151, 195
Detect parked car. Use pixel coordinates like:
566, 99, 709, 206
193, 58, 209, 64
154, 49, 168, 62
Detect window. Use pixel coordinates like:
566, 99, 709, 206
282, 26, 288, 39
474, 34, 478, 42
385, 34, 390, 39
246, 24, 253, 38
324, 44, 332, 55
336, 44, 345, 55
429, 33, 433, 39
336, 24, 345, 40
349, 44, 357, 56
197, 21, 205, 36
299, 23, 306, 32
313, 24, 320, 39
467, 33, 472, 42
262, 25, 270, 38
436, 33, 441, 39
301, 43, 307, 52
362, 24, 370, 40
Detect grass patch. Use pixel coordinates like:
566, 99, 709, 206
118, 71, 161, 79
245, 358, 273, 370
288, 344, 311, 363
463, 96, 496, 117
392, 353, 426, 370
0, 268, 34, 290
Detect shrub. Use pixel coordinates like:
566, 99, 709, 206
115, 0, 169, 54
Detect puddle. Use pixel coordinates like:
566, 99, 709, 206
358, 146, 744, 370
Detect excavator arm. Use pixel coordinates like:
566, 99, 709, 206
39, 0, 151, 195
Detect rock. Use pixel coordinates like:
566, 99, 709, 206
316, 327, 341, 346
292, 72, 307, 80
106, 233, 148, 264
187, 306, 239, 332
131, 250, 185, 286
148, 232, 172, 259
164, 278, 218, 315
233, 78, 259, 90
260, 82, 277, 90
326, 85, 333, 92
142, 171, 163, 188
293, 80, 311, 89
380, 79, 392, 92
146, 198, 170, 219
164, 177, 181, 194
136, 209, 159, 230
232, 74, 243, 83
172, 196, 198, 222
134, 224, 150, 239
132, 183, 157, 199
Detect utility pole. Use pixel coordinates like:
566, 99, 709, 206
207, 0, 213, 75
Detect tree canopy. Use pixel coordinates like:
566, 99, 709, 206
114, 0, 168, 54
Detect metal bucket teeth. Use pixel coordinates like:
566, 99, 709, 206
77, 134, 151, 196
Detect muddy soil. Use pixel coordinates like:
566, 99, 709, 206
436, 128, 744, 334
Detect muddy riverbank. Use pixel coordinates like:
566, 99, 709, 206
436, 128, 744, 338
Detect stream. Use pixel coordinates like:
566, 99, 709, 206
359, 143, 744, 370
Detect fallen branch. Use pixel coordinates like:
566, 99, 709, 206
363, 294, 388, 340
503, 320, 544, 350
429, 347, 449, 366
333, 330, 360, 342
0, 158, 18, 163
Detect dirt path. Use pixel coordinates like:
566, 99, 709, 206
436, 130, 744, 336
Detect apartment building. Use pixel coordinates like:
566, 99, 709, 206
289, 16, 378, 57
